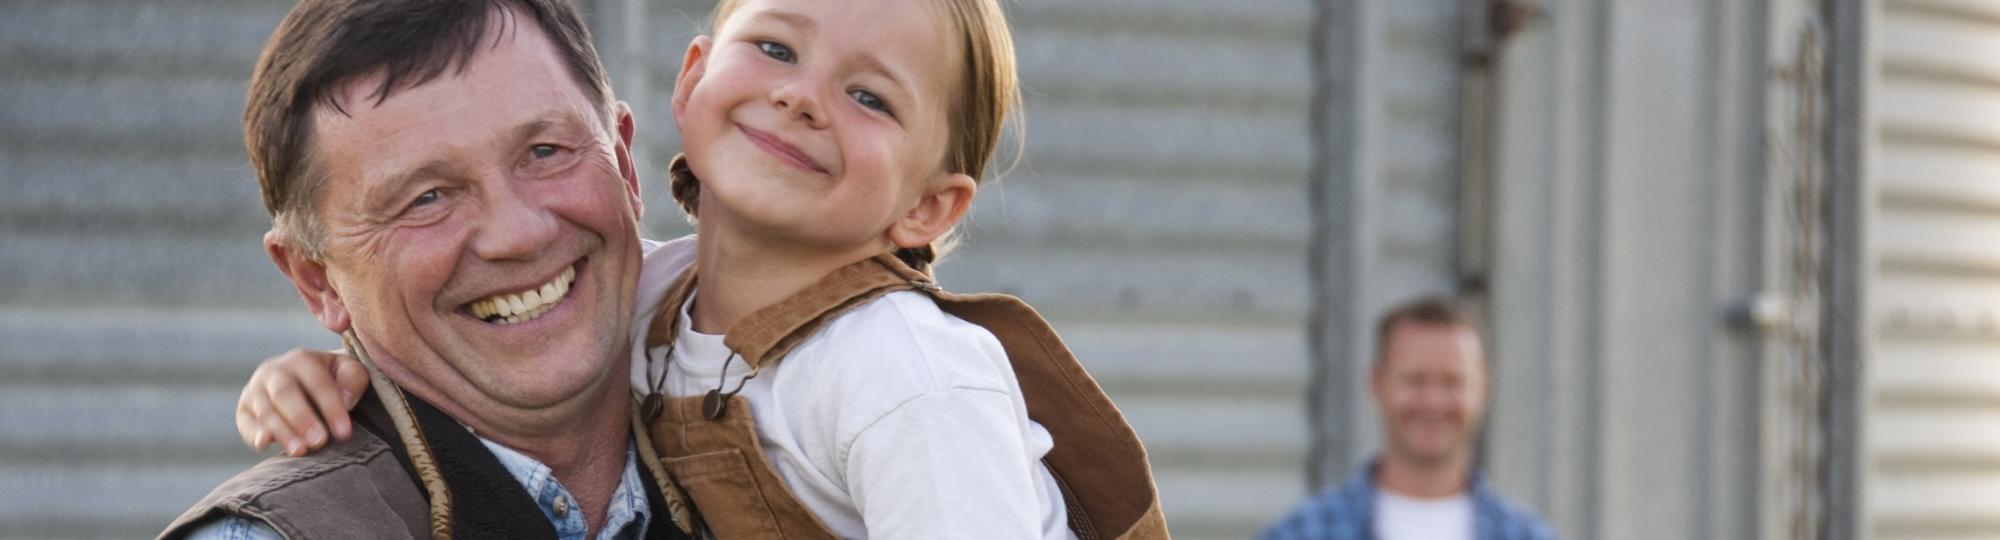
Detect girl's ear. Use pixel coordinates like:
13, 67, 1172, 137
672, 36, 714, 123
887, 173, 977, 249
264, 229, 351, 334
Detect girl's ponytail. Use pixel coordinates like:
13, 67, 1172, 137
668, 153, 702, 216
895, 245, 935, 271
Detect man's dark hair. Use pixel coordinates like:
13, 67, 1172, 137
245, 0, 613, 257
1372, 295, 1481, 367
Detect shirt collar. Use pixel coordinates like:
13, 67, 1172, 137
477, 436, 654, 540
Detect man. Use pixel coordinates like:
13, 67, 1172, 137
1260, 297, 1556, 540
159, 1, 694, 538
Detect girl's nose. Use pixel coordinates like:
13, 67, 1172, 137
771, 79, 828, 130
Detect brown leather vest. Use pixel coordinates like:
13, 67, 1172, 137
639, 254, 1170, 539
159, 350, 699, 540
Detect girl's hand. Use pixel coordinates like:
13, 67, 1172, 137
234, 348, 369, 456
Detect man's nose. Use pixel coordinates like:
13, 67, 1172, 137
1421, 385, 1461, 410
469, 177, 559, 261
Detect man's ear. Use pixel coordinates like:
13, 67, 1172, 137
887, 173, 977, 250
671, 36, 713, 124
264, 229, 350, 334
612, 100, 643, 220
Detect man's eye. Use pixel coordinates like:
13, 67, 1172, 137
530, 144, 560, 159
411, 188, 441, 208
850, 89, 891, 114
757, 42, 795, 63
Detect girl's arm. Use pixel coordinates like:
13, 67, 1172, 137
234, 348, 370, 456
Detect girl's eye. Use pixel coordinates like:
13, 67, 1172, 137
757, 42, 796, 63
410, 188, 441, 208
850, 89, 891, 114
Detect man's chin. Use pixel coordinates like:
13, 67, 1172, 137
451, 340, 623, 408
467, 367, 616, 411
1390, 437, 1466, 467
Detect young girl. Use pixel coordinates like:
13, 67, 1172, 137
235, 0, 1167, 537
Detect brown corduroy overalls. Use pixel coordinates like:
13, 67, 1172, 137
637, 254, 1171, 539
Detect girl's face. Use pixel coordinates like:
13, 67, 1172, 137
673, 0, 967, 258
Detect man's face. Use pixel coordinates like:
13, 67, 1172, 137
1371, 322, 1487, 467
287, 13, 644, 419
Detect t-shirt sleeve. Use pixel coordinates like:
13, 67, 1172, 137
842, 387, 1044, 539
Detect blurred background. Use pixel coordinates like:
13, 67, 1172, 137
0, 0, 1989, 538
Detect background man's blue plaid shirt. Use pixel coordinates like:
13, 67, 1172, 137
1258, 459, 1558, 540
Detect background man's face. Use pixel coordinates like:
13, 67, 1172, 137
300, 14, 644, 416
1371, 322, 1488, 467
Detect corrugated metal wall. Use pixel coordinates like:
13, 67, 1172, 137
1475, 0, 1799, 538
0, 1, 323, 538
1867, 0, 2000, 537
0, 1, 1320, 538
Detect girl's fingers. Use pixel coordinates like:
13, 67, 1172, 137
249, 391, 302, 456
262, 373, 328, 453
261, 411, 305, 457
285, 354, 348, 445
236, 388, 267, 450
328, 353, 369, 440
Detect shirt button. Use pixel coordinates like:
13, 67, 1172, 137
554, 495, 570, 518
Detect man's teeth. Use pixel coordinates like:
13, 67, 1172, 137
469, 266, 576, 325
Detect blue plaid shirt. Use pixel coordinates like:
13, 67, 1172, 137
1258, 459, 1557, 540
185, 438, 653, 540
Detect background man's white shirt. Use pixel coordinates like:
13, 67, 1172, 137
1373, 489, 1474, 540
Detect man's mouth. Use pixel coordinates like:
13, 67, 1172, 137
466, 264, 577, 325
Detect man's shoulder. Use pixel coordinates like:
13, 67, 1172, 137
1256, 475, 1373, 540
1471, 481, 1559, 540
159, 429, 426, 540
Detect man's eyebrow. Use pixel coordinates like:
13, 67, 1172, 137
513, 111, 600, 143
514, 117, 557, 142
361, 159, 450, 213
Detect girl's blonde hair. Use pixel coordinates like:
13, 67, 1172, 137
668, 0, 1021, 269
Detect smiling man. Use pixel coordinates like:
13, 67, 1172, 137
159, 1, 694, 539
1260, 297, 1556, 540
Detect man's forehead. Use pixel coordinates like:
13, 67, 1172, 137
298, 41, 609, 225
307, 23, 602, 161
1382, 323, 1484, 367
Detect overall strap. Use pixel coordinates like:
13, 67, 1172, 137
642, 265, 702, 352
723, 255, 933, 370
643, 254, 932, 371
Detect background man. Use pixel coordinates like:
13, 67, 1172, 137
1260, 296, 1556, 540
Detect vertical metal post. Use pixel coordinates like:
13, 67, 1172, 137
1820, 0, 1869, 537
1306, 0, 1366, 490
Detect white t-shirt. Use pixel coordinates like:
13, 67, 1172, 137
1373, 489, 1473, 540
625, 237, 1073, 539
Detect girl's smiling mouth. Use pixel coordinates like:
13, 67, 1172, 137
739, 125, 830, 174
